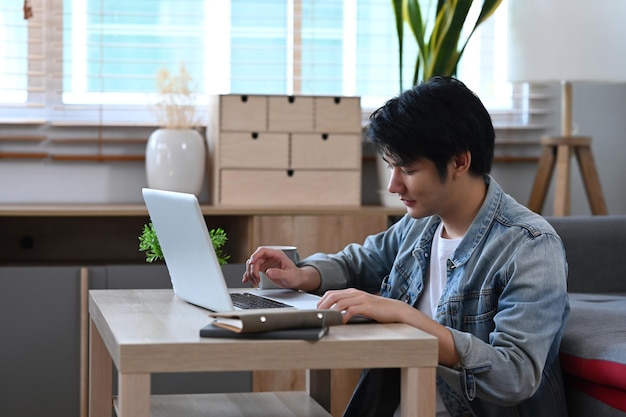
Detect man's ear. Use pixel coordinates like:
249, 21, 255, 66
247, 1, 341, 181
451, 151, 471, 177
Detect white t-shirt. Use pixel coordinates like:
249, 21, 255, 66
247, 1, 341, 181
416, 222, 462, 319
396, 222, 462, 417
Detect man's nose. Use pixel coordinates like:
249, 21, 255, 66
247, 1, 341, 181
387, 167, 401, 192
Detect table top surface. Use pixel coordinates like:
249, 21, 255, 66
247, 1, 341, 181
89, 289, 438, 374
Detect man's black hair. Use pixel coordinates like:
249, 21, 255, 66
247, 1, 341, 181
367, 76, 495, 180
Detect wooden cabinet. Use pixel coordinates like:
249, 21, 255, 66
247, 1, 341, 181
208, 94, 362, 206
0, 266, 86, 417
0, 205, 403, 265
250, 213, 390, 257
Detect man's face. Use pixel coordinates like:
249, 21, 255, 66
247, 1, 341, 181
382, 155, 453, 219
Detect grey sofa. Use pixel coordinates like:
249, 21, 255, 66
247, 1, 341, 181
546, 215, 626, 417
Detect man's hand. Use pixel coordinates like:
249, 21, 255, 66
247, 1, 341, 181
242, 247, 320, 292
317, 288, 460, 366
317, 288, 412, 324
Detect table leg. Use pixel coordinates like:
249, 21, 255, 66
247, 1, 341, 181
401, 366, 436, 417
117, 372, 150, 417
89, 319, 113, 417
118, 373, 151, 417
553, 143, 572, 216
575, 145, 608, 215
527, 144, 556, 213
308, 369, 362, 417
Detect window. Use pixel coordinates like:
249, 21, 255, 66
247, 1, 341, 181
0, 3, 28, 103
0, 0, 516, 126
0, 0, 45, 121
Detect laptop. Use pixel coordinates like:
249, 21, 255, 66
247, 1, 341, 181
141, 187, 322, 312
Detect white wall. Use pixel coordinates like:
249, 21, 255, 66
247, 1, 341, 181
492, 82, 626, 216
573, 83, 626, 215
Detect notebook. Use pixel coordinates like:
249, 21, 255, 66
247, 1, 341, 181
141, 187, 322, 312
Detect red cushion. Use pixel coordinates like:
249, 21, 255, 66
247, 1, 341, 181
566, 374, 626, 412
561, 353, 626, 391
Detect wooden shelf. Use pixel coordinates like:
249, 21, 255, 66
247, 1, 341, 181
50, 154, 145, 162
50, 138, 147, 144
0, 204, 405, 266
115, 392, 332, 417
0, 135, 47, 142
0, 151, 49, 159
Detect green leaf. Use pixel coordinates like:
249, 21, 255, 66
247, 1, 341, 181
436, 0, 471, 76
456, 0, 502, 64
209, 227, 231, 266
475, 0, 502, 27
138, 222, 230, 265
391, 0, 405, 91
394, 0, 502, 86
405, 0, 427, 85
138, 222, 164, 263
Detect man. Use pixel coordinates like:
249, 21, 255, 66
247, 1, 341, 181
243, 77, 570, 417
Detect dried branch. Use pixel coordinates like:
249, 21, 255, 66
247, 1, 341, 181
153, 62, 200, 129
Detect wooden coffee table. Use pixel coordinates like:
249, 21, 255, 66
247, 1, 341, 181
88, 289, 438, 417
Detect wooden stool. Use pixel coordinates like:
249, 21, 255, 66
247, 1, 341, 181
527, 136, 607, 216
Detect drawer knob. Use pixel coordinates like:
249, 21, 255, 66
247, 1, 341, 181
251, 132, 259, 139
288, 96, 295, 103
241, 95, 248, 102
333, 97, 341, 104
287, 169, 294, 177
321, 133, 329, 140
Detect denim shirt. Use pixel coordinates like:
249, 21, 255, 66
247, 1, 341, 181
302, 176, 570, 417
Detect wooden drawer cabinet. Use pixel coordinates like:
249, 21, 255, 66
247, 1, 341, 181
219, 95, 268, 131
314, 96, 361, 133
291, 133, 361, 169
268, 95, 315, 131
209, 94, 362, 206
220, 169, 361, 206
219, 132, 289, 168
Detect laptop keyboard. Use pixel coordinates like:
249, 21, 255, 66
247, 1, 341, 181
230, 292, 293, 309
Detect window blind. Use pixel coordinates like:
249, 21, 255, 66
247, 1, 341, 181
0, 0, 543, 129
46, 0, 212, 124
0, 0, 46, 123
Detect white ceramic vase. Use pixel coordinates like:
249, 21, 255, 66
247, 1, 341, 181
145, 128, 206, 196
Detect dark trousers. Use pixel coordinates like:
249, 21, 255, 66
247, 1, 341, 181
342, 368, 401, 417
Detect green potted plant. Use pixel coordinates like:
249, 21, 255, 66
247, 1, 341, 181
139, 222, 230, 265
391, 0, 502, 88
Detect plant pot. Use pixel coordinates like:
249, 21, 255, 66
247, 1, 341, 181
145, 128, 206, 196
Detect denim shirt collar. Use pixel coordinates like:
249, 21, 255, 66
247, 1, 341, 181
450, 174, 502, 267
415, 174, 502, 270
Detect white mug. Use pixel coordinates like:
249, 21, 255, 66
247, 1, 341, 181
259, 245, 299, 289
